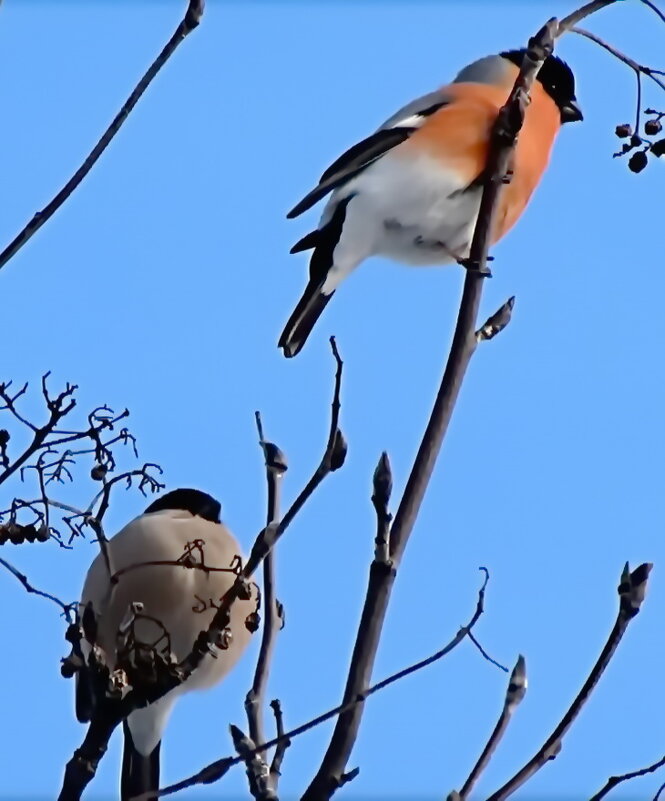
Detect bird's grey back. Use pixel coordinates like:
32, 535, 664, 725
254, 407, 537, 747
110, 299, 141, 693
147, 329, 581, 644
453, 54, 511, 86
377, 54, 512, 133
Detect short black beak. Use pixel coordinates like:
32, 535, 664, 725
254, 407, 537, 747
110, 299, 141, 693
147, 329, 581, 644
561, 99, 583, 123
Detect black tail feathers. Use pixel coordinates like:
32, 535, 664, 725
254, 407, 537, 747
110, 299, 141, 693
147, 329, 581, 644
278, 282, 334, 358
280, 195, 354, 357
121, 721, 161, 801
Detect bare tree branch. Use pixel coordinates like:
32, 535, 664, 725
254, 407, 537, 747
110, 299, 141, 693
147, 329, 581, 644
0, 377, 153, 561
146, 568, 492, 800
244, 413, 288, 800
638, 0, 665, 25
300, 20, 560, 800
0, 0, 205, 274
558, 0, 619, 29
571, 27, 665, 92
589, 753, 665, 800
0, 378, 77, 487
485, 563, 652, 801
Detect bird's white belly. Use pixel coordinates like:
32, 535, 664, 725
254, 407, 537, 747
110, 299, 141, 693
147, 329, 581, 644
340, 150, 482, 266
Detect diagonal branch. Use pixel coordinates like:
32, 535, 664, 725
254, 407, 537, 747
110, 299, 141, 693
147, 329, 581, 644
589, 753, 665, 800
571, 27, 665, 93
177, 339, 346, 679
638, 0, 665, 25
558, 0, 619, 29
0, 0, 205, 274
300, 21, 556, 801
0, 555, 74, 619
278, 337, 346, 534
485, 563, 652, 801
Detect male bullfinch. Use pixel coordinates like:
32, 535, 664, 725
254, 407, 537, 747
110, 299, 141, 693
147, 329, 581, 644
278, 49, 582, 357
76, 488, 256, 801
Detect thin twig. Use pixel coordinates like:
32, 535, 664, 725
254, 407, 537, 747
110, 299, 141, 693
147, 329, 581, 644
638, 0, 665, 25
144, 569, 492, 800
485, 563, 652, 801
458, 655, 527, 799
0, 556, 74, 619
0, 0, 205, 274
176, 340, 345, 675
269, 700, 290, 782
244, 412, 288, 800
467, 631, 509, 673
571, 27, 665, 92
231, 725, 276, 801
636, 70, 644, 135
0, 380, 77, 487
0, 381, 36, 430
278, 338, 346, 534
558, 0, 619, 30
589, 753, 665, 800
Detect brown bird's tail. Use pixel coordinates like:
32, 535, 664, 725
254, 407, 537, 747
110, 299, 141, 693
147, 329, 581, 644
121, 722, 161, 801
278, 280, 334, 358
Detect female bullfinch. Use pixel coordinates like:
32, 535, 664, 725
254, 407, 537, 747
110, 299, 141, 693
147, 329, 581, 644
76, 488, 256, 801
279, 49, 582, 358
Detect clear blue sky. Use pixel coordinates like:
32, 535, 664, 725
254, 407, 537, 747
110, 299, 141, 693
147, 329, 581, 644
1, 1, 663, 799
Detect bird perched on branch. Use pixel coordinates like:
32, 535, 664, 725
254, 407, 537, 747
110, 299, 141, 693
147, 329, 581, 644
278, 49, 582, 357
75, 488, 256, 801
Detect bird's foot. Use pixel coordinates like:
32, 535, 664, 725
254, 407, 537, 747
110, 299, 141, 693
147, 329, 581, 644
457, 255, 493, 277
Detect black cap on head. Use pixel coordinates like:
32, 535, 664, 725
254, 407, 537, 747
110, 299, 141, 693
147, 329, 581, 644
144, 488, 221, 523
501, 49, 583, 124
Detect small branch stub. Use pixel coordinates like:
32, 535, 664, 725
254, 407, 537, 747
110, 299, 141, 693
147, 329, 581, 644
476, 297, 516, 342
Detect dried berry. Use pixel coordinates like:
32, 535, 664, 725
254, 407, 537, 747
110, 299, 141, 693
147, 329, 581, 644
650, 138, 665, 157
628, 150, 648, 173
36, 525, 50, 542
630, 134, 642, 148
615, 123, 632, 138
645, 119, 663, 136
22, 524, 37, 542
245, 612, 260, 633
0, 429, 9, 447
7, 522, 23, 544
90, 463, 107, 481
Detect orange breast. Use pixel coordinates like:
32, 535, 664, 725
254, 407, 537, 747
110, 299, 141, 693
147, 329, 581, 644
402, 80, 562, 244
